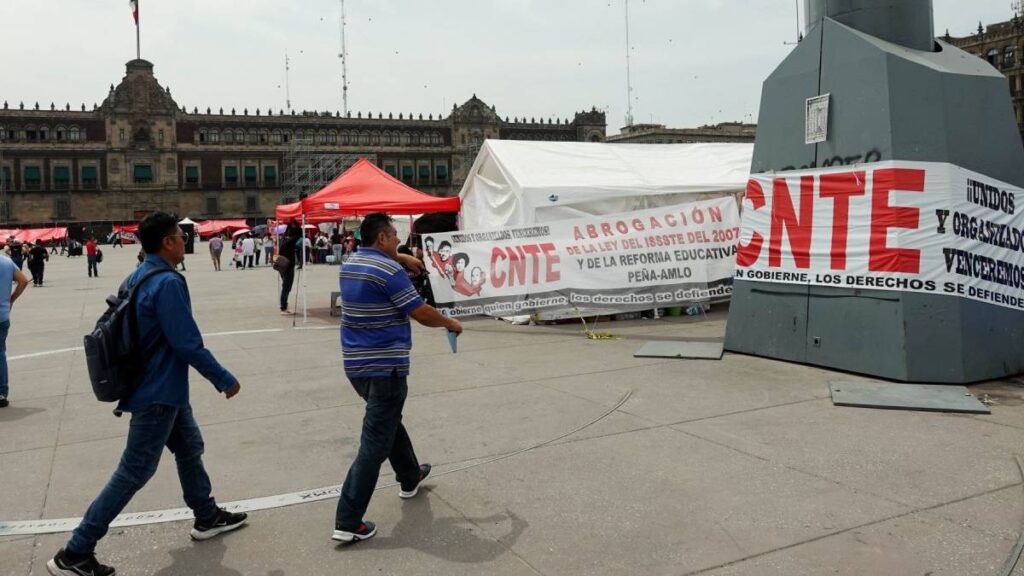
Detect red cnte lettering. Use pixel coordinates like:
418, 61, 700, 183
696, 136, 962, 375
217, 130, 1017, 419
768, 176, 814, 269
819, 171, 865, 271
869, 168, 924, 273
490, 243, 561, 288
736, 179, 765, 267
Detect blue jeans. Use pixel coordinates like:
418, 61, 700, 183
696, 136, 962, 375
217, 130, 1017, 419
67, 404, 219, 554
0, 320, 9, 397
335, 373, 420, 530
87, 255, 98, 277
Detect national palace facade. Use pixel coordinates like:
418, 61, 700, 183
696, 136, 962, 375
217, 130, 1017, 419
0, 60, 606, 225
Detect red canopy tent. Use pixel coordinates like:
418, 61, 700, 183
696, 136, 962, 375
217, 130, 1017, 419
275, 158, 460, 224
196, 219, 249, 239
0, 227, 68, 247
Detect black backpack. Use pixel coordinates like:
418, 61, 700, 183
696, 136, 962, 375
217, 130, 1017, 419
84, 268, 177, 402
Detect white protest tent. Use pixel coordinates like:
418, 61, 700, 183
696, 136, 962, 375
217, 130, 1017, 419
458, 140, 754, 230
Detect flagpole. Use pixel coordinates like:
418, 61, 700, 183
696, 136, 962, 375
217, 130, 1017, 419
136, 1, 141, 59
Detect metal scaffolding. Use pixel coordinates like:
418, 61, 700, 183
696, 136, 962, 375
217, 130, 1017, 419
279, 140, 373, 205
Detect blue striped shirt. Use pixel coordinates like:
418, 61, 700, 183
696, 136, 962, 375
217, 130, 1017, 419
340, 247, 424, 378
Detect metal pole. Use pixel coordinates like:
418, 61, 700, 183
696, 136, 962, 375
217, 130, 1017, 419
301, 213, 308, 322
624, 0, 634, 127
339, 0, 349, 116
136, 1, 141, 60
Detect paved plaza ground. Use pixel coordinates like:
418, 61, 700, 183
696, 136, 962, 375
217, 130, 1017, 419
2, 244, 1024, 575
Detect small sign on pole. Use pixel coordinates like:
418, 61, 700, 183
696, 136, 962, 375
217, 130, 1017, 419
805, 94, 830, 145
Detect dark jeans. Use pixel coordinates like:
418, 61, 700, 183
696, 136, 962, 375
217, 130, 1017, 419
29, 263, 43, 285
0, 320, 9, 398
254, 249, 261, 266
245, 255, 254, 268
335, 373, 420, 530
67, 404, 219, 555
87, 255, 98, 277
279, 267, 295, 311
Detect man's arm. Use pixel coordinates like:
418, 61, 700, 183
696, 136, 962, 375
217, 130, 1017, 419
409, 303, 462, 334
394, 253, 425, 275
152, 278, 241, 397
10, 269, 28, 307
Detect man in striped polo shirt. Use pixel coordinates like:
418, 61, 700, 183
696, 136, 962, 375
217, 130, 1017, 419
333, 213, 463, 543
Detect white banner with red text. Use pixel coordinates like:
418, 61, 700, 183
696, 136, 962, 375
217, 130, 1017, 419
736, 161, 1024, 311
426, 197, 740, 317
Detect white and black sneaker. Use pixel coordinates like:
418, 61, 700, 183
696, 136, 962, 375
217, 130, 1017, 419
190, 508, 248, 541
46, 548, 115, 576
0, 395, 8, 408
399, 463, 432, 499
332, 521, 377, 543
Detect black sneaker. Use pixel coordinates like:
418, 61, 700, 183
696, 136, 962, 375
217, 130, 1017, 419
399, 463, 432, 499
190, 508, 247, 541
332, 521, 377, 543
0, 395, 8, 408
46, 548, 115, 576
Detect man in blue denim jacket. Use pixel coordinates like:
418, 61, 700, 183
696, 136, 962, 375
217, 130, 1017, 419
48, 212, 246, 576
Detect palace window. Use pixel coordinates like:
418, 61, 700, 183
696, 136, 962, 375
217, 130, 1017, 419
198, 130, 206, 143
0, 201, 9, 221
436, 164, 448, 182
0, 126, 5, 141
158, 129, 164, 144
223, 130, 234, 144
401, 165, 413, 184
1, 166, 12, 189
317, 131, 328, 145
359, 132, 370, 146
54, 198, 71, 219
371, 132, 380, 145
208, 130, 220, 143
418, 165, 430, 183
1005, 45, 1017, 68
81, 166, 98, 188
259, 130, 269, 144
245, 195, 259, 213
264, 165, 277, 185
341, 132, 352, 145
53, 166, 71, 189
244, 165, 258, 185
23, 166, 41, 189
69, 127, 80, 141
988, 48, 1000, 66
133, 164, 153, 184
236, 129, 245, 143
384, 165, 397, 176
55, 126, 65, 141
39, 127, 49, 141
271, 131, 283, 144
206, 196, 219, 214
185, 165, 200, 186
224, 165, 239, 186
328, 131, 338, 144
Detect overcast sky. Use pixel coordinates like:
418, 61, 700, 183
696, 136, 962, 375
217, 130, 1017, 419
0, 1, 1015, 134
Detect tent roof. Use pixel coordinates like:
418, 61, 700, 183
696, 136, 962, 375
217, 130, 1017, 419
458, 140, 753, 229
178, 217, 198, 225
462, 140, 753, 197
276, 158, 460, 223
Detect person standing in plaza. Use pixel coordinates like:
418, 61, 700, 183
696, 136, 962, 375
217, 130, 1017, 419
254, 235, 264, 266
27, 242, 49, 286
46, 212, 247, 576
331, 229, 343, 265
242, 234, 256, 269
277, 223, 300, 314
209, 234, 224, 271
86, 237, 99, 277
263, 234, 273, 266
8, 240, 24, 270
332, 213, 462, 543
0, 252, 29, 408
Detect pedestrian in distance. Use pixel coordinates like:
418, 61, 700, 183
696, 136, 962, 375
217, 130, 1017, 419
263, 234, 273, 266
86, 237, 99, 277
277, 223, 300, 314
242, 234, 256, 269
209, 234, 224, 271
47, 212, 246, 576
27, 242, 49, 286
332, 213, 462, 543
254, 235, 264, 266
0, 252, 29, 408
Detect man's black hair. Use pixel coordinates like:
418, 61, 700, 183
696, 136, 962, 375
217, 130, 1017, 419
138, 211, 179, 254
360, 213, 393, 247
453, 253, 470, 268
438, 240, 452, 252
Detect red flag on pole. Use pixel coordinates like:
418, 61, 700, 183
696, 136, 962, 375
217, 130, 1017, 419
129, 0, 139, 25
